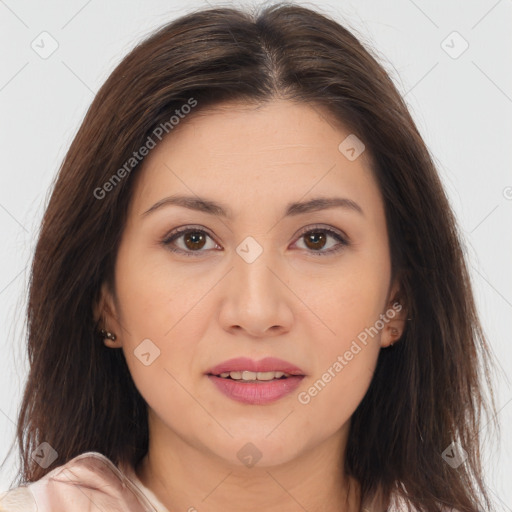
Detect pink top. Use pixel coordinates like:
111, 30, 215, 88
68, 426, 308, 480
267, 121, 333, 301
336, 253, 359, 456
0, 451, 170, 512
0, 451, 423, 511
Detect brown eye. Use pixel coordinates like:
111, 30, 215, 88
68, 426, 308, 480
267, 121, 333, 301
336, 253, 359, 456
162, 227, 219, 256
303, 231, 327, 251
183, 231, 207, 250
294, 226, 348, 256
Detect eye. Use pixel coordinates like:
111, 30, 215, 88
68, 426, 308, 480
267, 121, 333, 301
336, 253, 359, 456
161, 226, 220, 256
292, 225, 349, 256
161, 224, 349, 257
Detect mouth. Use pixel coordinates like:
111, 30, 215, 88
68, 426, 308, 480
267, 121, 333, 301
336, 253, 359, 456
205, 357, 306, 405
205, 356, 306, 379
208, 370, 296, 382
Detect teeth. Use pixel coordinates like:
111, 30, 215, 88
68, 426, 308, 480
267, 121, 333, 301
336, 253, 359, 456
218, 370, 289, 381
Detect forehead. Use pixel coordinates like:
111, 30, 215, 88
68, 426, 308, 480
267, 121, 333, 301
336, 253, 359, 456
130, 99, 383, 221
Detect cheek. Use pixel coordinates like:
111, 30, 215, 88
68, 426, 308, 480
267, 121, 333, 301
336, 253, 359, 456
114, 238, 211, 338
113, 243, 214, 395
300, 249, 390, 347
292, 244, 388, 414
296, 322, 380, 434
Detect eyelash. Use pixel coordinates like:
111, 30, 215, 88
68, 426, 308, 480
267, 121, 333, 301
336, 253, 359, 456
161, 224, 349, 257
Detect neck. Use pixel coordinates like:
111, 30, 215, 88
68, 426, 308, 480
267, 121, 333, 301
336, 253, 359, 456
135, 431, 362, 512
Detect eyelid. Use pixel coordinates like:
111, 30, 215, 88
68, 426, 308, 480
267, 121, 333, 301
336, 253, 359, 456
293, 223, 349, 242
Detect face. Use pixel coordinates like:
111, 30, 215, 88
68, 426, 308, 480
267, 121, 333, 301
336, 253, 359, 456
97, 99, 405, 469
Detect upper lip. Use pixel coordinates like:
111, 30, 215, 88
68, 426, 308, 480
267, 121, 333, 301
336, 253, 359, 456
206, 357, 305, 376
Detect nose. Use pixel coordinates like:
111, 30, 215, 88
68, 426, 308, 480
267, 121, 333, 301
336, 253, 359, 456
218, 245, 294, 338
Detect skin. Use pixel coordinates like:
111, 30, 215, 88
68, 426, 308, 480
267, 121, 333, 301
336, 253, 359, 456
95, 99, 407, 512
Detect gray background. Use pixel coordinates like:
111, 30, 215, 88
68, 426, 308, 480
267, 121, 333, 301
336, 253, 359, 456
1, 0, 511, 508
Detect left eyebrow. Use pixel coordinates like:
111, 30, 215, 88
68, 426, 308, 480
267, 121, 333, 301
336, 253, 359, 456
141, 194, 364, 218
284, 197, 364, 217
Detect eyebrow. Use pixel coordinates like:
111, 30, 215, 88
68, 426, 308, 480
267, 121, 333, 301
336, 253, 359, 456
141, 194, 364, 218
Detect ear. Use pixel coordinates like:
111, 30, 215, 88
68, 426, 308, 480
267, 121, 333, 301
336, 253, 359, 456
93, 281, 123, 348
380, 278, 408, 348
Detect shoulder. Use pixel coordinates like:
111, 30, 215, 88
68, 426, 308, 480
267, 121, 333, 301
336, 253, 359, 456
0, 485, 37, 512
0, 451, 157, 512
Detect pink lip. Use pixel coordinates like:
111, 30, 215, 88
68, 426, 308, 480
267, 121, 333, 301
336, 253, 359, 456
208, 375, 304, 405
206, 357, 305, 376
206, 357, 306, 405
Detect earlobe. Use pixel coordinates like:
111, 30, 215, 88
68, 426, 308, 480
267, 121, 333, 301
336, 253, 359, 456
381, 281, 409, 348
93, 281, 121, 348
382, 322, 404, 348
381, 299, 411, 347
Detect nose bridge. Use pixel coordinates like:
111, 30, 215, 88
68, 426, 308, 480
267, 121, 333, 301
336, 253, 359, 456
220, 236, 293, 335
234, 237, 280, 303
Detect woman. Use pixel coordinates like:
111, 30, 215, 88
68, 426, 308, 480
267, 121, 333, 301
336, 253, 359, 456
0, 3, 498, 511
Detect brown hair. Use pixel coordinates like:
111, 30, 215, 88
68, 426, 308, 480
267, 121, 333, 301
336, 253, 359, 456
5, 3, 498, 511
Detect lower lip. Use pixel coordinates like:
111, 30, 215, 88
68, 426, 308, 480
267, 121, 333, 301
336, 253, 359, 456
207, 375, 304, 405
